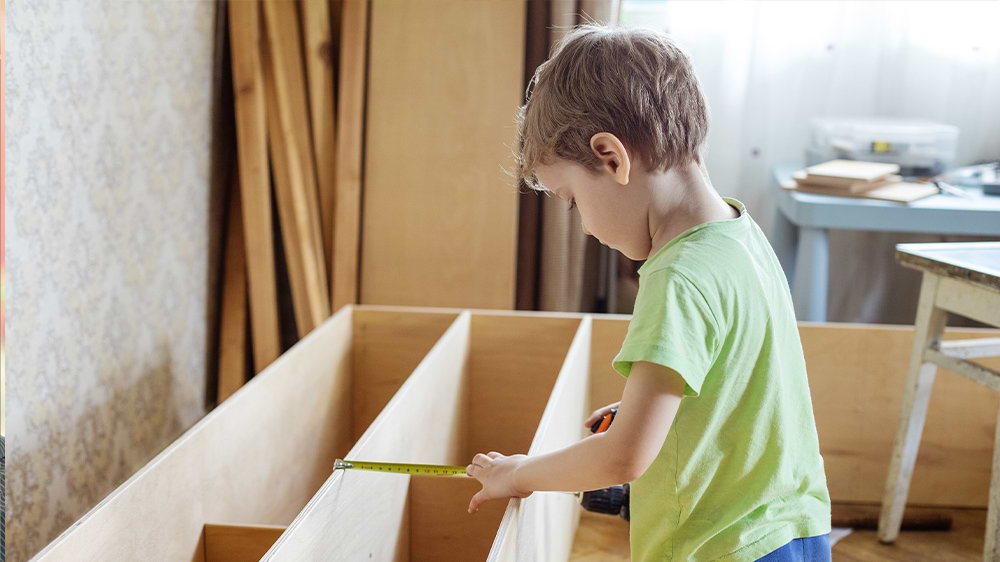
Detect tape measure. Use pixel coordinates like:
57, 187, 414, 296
334, 458, 469, 477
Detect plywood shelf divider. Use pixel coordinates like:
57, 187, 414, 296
489, 316, 593, 562
203, 523, 286, 562
263, 311, 474, 560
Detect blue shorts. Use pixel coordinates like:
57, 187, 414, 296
755, 535, 831, 562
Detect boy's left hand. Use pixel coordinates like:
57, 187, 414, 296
466, 452, 532, 513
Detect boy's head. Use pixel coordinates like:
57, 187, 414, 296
516, 25, 710, 260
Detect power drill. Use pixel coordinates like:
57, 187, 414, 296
579, 408, 630, 522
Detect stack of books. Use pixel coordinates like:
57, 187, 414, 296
786, 160, 939, 203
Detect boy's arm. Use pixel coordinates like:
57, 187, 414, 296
467, 361, 686, 513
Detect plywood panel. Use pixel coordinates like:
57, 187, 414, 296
802, 323, 1000, 507
468, 314, 583, 457
33, 308, 356, 562
589, 316, 629, 410
32, 306, 459, 562
410, 476, 508, 562
352, 308, 460, 440
203, 523, 285, 562
488, 317, 592, 562
360, 0, 524, 309
264, 312, 474, 561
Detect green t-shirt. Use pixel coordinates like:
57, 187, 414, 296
612, 198, 831, 561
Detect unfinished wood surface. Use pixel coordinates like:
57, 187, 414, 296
488, 317, 591, 561
32, 308, 356, 562
217, 174, 248, 403
834, 504, 987, 562
331, 0, 367, 311
468, 314, 583, 457
568, 511, 630, 562
351, 308, 460, 441
263, 312, 474, 561
410, 476, 508, 562
228, 0, 281, 370
203, 523, 285, 562
360, 0, 524, 309
589, 316, 630, 411
801, 322, 1000, 508
262, 0, 330, 335
301, 0, 338, 279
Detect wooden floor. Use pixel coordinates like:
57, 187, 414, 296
569, 505, 988, 561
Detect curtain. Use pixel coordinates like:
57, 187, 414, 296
619, 0, 1000, 324
517, 0, 622, 312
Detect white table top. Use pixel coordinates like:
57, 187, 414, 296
773, 163, 1000, 235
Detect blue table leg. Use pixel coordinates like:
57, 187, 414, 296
771, 207, 799, 288
792, 227, 829, 322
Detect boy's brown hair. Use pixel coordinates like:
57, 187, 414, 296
516, 24, 709, 191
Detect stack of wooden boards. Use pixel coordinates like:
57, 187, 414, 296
218, 0, 525, 404
219, 0, 368, 401
28, 306, 1000, 562
785, 159, 939, 203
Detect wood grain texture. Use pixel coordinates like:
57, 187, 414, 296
409, 476, 508, 562
331, 0, 367, 311
802, 322, 1000, 508
301, 0, 338, 280
217, 173, 248, 403
32, 308, 356, 562
228, 0, 281, 370
489, 317, 592, 561
263, 312, 474, 561
203, 523, 285, 562
351, 308, 460, 441
589, 316, 629, 411
359, 0, 524, 309
568, 511, 630, 562
834, 504, 987, 562
468, 314, 582, 458
262, 0, 330, 336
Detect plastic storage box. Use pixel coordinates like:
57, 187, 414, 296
806, 118, 959, 178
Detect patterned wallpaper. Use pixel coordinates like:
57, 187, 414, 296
4, 1, 220, 560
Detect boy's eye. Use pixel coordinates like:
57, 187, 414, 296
568, 199, 576, 211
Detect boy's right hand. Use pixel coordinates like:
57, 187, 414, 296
584, 402, 621, 429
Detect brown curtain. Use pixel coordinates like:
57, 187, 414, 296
516, 0, 621, 312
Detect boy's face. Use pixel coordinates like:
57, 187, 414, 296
534, 157, 653, 261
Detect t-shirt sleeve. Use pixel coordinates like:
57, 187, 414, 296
612, 269, 720, 397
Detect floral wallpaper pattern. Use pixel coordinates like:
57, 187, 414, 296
4, 1, 219, 560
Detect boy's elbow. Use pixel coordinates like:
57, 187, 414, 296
605, 454, 652, 483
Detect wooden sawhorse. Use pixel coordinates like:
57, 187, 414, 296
879, 242, 1000, 560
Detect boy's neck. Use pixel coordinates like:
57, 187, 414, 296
645, 160, 737, 261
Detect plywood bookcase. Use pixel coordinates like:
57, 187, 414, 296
30, 309, 1000, 561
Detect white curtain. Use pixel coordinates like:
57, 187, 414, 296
621, 0, 1000, 324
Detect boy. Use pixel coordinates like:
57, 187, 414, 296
466, 25, 832, 561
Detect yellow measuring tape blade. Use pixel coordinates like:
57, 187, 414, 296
334, 459, 469, 477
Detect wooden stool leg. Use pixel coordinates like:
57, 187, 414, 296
878, 274, 947, 544
985, 406, 1000, 561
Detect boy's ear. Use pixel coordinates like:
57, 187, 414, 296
590, 132, 631, 185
